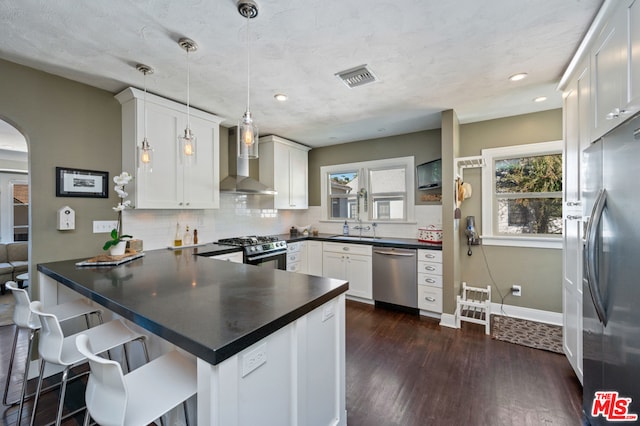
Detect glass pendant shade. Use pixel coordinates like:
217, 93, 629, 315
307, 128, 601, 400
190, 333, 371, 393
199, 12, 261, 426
179, 127, 197, 165
136, 63, 154, 173
238, 111, 258, 159
178, 38, 198, 165
139, 138, 153, 173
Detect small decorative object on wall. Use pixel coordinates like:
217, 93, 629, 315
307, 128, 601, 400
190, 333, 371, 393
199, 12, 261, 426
56, 167, 109, 198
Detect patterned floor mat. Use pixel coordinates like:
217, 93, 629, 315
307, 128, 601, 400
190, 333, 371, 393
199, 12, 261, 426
492, 315, 563, 354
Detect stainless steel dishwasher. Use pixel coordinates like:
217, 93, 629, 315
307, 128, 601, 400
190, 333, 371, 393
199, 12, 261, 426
372, 246, 417, 308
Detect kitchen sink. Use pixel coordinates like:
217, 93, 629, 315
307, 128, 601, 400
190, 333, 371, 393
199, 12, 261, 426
328, 235, 381, 241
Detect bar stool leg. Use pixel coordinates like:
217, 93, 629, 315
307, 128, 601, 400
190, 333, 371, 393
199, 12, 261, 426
183, 400, 191, 426
16, 328, 37, 423
2, 325, 20, 406
55, 367, 70, 426
30, 359, 47, 426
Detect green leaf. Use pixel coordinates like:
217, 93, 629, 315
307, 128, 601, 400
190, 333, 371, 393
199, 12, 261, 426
103, 240, 115, 251
110, 229, 118, 239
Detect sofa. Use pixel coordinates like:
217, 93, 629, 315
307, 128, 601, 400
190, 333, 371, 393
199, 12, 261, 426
0, 242, 28, 294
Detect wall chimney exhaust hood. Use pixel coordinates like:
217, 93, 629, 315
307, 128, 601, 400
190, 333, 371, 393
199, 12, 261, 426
220, 130, 276, 195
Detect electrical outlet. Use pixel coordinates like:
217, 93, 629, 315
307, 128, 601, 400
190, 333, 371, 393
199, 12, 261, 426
242, 343, 267, 377
511, 285, 522, 297
93, 220, 118, 233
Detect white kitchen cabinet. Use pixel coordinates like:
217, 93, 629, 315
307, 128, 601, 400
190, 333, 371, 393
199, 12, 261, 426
116, 87, 222, 209
417, 249, 442, 313
306, 241, 323, 276
209, 251, 243, 263
322, 242, 372, 300
259, 135, 311, 210
287, 241, 308, 274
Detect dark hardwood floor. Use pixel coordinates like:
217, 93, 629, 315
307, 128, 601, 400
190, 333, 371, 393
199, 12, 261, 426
345, 300, 583, 426
1, 299, 583, 425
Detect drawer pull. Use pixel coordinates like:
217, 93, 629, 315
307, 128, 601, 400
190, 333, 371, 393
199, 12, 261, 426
425, 297, 436, 302
425, 266, 436, 271
343, 247, 350, 251
425, 278, 436, 284
425, 254, 435, 258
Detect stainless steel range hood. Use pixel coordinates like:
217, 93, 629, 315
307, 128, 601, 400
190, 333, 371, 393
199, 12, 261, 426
220, 130, 276, 195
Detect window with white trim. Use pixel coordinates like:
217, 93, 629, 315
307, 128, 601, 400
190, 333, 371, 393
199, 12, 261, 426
321, 157, 414, 222
481, 141, 563, 249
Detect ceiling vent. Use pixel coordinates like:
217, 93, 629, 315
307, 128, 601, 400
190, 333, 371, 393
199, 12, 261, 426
335, 65, 378, 88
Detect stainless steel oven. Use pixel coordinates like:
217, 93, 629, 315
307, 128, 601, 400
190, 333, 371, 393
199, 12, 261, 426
217, 236, 287, 270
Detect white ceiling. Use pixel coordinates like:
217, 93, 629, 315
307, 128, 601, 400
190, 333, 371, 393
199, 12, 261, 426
0, 0, 603, 148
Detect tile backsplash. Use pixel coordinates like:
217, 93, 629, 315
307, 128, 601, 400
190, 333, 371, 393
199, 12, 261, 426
124, 194, 442, 250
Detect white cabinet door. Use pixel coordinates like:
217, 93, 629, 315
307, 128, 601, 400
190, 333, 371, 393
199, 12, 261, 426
307, 241, 323, 276
591, 6, 628, 139
322, 251, 345, 281
288, 146, 308, 209
116, 87, 221, 209
345, 253, 372, 300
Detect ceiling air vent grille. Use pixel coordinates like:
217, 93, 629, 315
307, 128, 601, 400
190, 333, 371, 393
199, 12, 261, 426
335, 65, 378, 88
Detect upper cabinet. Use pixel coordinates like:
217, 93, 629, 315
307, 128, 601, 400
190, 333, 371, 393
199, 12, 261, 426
116, 88, 222, 209
259, 135, 311, 210
591, 0, 640, 140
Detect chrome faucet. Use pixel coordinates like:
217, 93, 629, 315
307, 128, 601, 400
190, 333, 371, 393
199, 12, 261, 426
352, 219, 371, 237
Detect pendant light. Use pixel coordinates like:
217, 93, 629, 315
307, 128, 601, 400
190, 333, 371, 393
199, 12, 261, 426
237, 0, 259, 159
178, 37, 198, 165
136, 64, 154, 173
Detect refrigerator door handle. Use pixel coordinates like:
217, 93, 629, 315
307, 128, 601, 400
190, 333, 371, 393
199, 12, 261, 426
585, 188, 608, 326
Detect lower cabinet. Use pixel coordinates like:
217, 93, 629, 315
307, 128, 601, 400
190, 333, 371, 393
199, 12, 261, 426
323, 242, 372, 300
417, 249, 443, 313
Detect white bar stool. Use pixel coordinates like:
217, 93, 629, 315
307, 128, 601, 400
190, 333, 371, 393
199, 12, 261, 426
29, 301, 150, 426
2, 281, 103, 423
76, 334, 196, 426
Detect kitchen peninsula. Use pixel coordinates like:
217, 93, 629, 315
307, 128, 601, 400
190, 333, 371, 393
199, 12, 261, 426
37, 246, 348, 426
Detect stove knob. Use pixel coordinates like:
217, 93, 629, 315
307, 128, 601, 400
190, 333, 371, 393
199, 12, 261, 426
250, 246, 256, 252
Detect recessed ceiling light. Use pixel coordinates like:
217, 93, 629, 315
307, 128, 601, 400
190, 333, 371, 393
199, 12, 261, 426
508, 73, 528, 82
533, 96, 547, 103
274, 93, 288, 101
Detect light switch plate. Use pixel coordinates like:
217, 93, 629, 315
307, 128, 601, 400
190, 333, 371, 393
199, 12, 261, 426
241, 343, 267, 377
93, 220, 118, 233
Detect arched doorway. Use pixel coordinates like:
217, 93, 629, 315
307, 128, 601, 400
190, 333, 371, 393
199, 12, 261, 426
0, 118, 28, 294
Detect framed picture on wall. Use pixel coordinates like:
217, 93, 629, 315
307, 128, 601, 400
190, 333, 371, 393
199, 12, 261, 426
55, 167, 109, 198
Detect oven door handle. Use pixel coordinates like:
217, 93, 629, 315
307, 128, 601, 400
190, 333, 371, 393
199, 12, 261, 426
245, 251, 287, 262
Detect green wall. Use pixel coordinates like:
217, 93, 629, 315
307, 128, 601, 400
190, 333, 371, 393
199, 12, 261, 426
458, 109, 563, 312
0, 59, 122, 298
308, 129, 442, 206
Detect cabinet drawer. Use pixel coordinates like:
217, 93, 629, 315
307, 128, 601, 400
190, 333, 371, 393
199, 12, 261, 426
418, 261, 442, 275
418, 249, 442, 263
418, 285, 442, 313
287, 261, 301, 272
418, 273, 442, 288
287, 251, 303, 264
287, 241, 303, 253
323, 242, 372, 256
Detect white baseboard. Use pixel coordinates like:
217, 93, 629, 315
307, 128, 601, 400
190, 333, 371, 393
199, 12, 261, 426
439, 313, 457, 329
491, 302, 562, 326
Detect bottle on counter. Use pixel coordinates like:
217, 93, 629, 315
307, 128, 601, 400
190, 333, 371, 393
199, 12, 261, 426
193, 229, 198, 245
343, 221, 349, 236
183, 225, 193, 245
174, 223, 183, 247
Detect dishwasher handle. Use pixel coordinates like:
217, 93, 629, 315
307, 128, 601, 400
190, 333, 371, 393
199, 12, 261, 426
373, 249, 415, 257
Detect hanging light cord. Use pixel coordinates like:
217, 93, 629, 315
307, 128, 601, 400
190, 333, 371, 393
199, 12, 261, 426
186, 47, 191, 130
143, 70, 148, 140
246, 13, 251, 114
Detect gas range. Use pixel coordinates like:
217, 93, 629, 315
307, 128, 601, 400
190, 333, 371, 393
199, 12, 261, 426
217, 235, 287, 262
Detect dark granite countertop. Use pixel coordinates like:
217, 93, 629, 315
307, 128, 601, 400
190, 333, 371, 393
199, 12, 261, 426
281, 233, 443, 250
38, 247, 348, 365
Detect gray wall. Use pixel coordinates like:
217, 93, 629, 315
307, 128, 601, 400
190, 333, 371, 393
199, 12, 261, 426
308, 129, 442, 206
0, 58, 122, 298
458, 109, 563, 312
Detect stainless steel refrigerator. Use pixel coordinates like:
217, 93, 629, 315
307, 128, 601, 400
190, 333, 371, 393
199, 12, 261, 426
582, 114, 640, 424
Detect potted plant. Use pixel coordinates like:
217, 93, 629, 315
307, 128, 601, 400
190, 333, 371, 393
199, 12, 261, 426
103, 172, 133, 256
